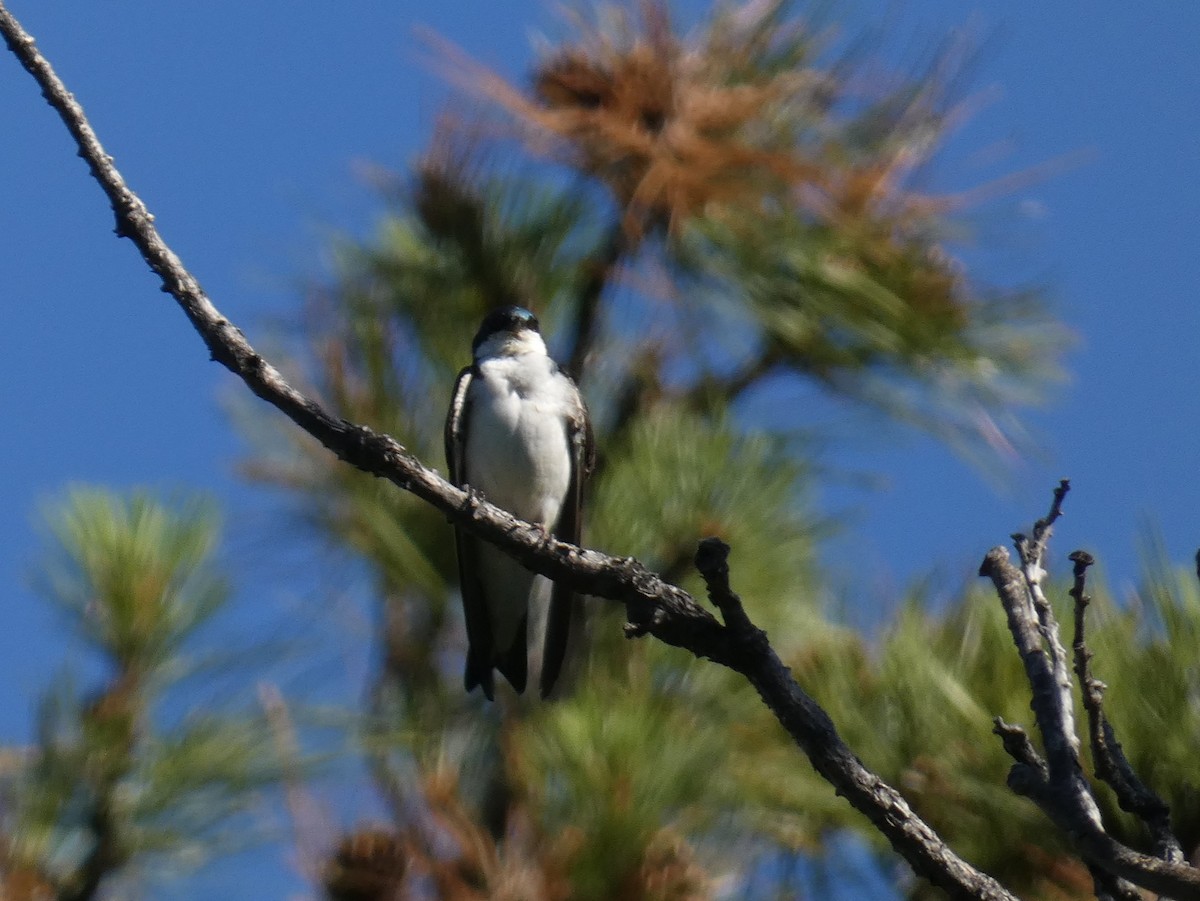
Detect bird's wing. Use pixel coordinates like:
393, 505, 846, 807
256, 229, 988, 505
445, 365, 496, 700
444, 366, 472, 486
539, 381, 593, 698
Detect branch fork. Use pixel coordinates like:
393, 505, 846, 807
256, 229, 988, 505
980, 482, 1197, 898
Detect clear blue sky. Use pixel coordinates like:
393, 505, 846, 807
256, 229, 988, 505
2, 1, 1199, 896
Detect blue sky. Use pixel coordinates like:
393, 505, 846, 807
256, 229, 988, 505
2, 1, 1199, 895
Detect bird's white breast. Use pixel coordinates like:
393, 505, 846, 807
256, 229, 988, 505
464, 352, 574, 527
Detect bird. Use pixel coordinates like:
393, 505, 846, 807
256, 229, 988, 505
445, 306, 593, 700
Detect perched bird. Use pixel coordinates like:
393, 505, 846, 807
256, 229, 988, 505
445, 306, 593, 699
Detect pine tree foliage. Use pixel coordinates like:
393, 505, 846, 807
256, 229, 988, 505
761, 559, 1200, 900
234, 2, 1074, 897
464, 0, 1065, 448
0, 489, 281, 900
3, 1, 1198, 898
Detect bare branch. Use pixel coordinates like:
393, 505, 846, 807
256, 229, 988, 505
0, 5, 1016, 897
694, 537, 757, 636
989, 715, 1142, 901
692, 539, 1016, 901
1010, 479, 1083, 763
980, 490, 1200, 899
1069, 550, 1185, 865
979, 546, 1094, 806
1015, 478, 1069, 570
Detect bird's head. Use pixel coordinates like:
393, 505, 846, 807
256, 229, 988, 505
471, 306, 545, 359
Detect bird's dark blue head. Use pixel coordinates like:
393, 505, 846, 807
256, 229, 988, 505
472, 306, 540, 355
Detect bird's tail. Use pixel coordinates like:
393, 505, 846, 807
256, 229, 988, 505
464, 617, 528, 700
464, 647, 495, 701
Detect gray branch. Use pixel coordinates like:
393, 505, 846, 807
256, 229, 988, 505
980, 486, 1200, 899
692, 539, 1015, 900
1069, 550, 1185, 865
0, 4, 1015, 898
1011, 480, 1083, 765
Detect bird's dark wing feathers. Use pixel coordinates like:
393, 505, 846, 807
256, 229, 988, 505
449, 362, 590, 701
444, 365, 473, 485
539, 386, 593, 698
445, 366, 498, 700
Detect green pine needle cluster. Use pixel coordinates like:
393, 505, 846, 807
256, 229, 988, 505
231, 2, 1082, 897
2, 489, 283, 899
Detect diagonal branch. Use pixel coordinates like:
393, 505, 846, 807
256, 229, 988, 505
0, 5, 1019, 897
691, 539, 1015, 901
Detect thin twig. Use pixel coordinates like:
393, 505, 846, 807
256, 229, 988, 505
1016, 478, 1070, 570
1069, 550, 1184, 865
694, 538, 758, 637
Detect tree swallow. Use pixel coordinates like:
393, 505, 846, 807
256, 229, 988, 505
445, 306, 593, 699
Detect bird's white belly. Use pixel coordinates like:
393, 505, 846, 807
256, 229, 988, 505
466, 375, 572, 526
464, 365, 573, 653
